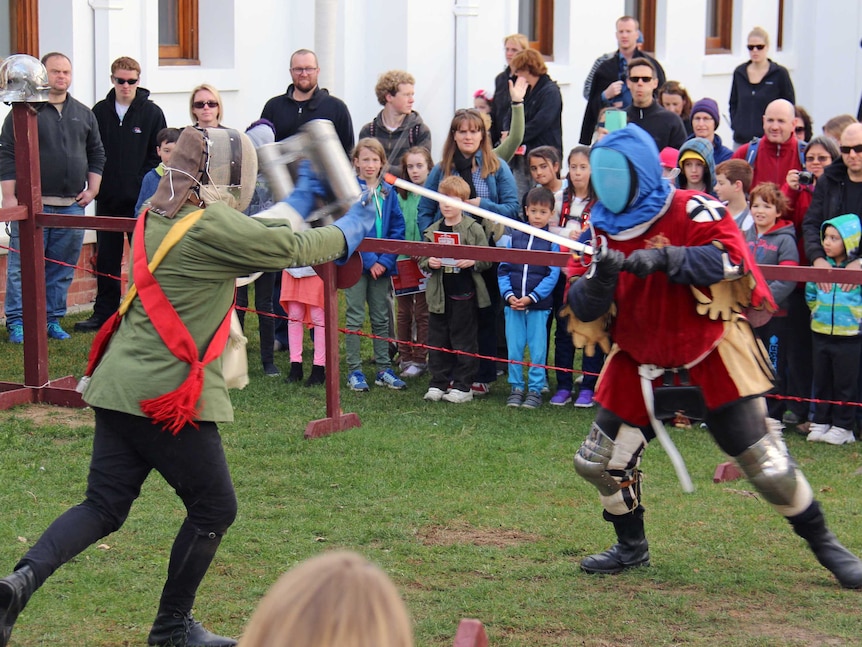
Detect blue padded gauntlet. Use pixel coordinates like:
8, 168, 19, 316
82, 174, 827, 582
333, 197, 376, 264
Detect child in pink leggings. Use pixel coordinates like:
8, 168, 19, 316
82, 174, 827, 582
280, 266, 326, 386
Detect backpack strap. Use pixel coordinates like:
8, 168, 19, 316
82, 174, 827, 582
745, 137, 760, 166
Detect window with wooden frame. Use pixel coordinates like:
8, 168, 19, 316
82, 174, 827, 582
519, 0, 554, 57
2, 0, 39, 57
624, 0, 656, 55
705, 0, 732, 54
159, 0, 199, 65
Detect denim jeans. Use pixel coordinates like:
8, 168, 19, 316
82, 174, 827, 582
4, 203, 85, 326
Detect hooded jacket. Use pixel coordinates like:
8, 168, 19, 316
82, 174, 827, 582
677, 137, 716, 196
729, 60, 796, 144
805, 214, 862, 336
686, 131, 733, 164
744, 218, 798, 309
624, 101, 687, 151
801, 158, 862, 264
359, 111, 431, 178
92, 86, 165, 215
356, 178, 406, 276
260, 85, 354, 153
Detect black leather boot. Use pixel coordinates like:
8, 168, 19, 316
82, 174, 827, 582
789, 501, 862, 589
581, 507, 650, 574
285, 362, 304, 384
0, 565, 37, 647
305, 364, 325, 386
147, 611, 236, 647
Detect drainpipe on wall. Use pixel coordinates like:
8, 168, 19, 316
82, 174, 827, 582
88, 0, 120, 102
315, 0, 338, 88
453, 0, 480, 113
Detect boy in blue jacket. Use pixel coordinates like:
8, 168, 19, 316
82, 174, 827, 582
498, 187, 560, 408
805, 213, 862, 445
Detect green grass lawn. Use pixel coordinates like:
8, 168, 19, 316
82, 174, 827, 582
1, 309, 861, 646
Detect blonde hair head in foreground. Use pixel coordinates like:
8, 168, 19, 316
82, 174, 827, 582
239, 551, 414, 647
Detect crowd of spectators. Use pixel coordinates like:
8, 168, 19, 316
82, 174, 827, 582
5, 18, 862, 435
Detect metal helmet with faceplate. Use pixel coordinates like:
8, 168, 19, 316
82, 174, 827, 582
0, 54, 50, 103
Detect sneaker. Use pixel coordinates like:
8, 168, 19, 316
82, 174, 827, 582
521, 391, 542, 409
550, 389, 572, 406
507, 388, 524, 408
424, 387, 445, 402
47, 322, 70, 340
7, 324, 23, 344
807, 423, 831, 442
782, 411, 802, 426
471, 382, 490, 396
376, 368, 406, 390
402, 364, 425, 378
574, 389, 595, 408
442, 388, 473, 403
263, 362, 281, 377
820, 426, 856, 445
347, 370, 369, 392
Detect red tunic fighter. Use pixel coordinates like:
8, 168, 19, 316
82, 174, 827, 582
566, 124, 862, 588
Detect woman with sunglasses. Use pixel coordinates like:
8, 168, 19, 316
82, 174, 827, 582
417, 108, 520, 397
728, 26, 795, 147
189, 83, 223, 129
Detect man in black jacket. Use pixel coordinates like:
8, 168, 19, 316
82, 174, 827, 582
1, 52, 105, 343
75, 56, 166, 331
803, 122, 862, 278
624, 58, 686, 151
579, 15, 666, 145
259, 49, 355, 352
260, 49, 354, 153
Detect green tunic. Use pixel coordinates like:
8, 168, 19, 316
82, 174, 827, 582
82, 201, 347, 422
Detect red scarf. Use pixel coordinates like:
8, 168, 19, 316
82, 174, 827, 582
83, 210, 232, 434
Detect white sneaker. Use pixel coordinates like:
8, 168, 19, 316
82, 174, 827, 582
402, 364, 425, 378
819, 426, 856, 445
442, 388, 473, 403
807, 423, 831, 442
423, 387, 445, 402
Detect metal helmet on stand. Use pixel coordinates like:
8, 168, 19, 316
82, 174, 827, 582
0, 54, 50, 103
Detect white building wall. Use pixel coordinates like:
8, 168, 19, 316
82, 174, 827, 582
1, 0, 860, 166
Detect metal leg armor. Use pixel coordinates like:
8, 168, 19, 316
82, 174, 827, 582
574, 410, 647, 517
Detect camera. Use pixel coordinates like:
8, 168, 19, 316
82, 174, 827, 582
798, 171, 815, 186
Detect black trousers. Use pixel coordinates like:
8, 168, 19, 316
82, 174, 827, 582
235, 271, 277, 366
17, 408, 237, 614
755, 315, 789, 420
428, 295, 479, 392
784, 288, 813, 419
91, 219, 134, 321
811, 333, 862, 430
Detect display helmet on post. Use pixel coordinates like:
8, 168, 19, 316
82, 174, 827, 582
0, 54, 50, 103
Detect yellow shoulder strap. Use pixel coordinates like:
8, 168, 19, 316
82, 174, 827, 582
118, 209, 205, 316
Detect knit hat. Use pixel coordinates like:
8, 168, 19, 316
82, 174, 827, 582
691, 98, 720, 126
659, 147, 679, 169
245, 118, 275, 149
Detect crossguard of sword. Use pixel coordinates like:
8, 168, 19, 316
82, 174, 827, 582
582, 222, 607, 279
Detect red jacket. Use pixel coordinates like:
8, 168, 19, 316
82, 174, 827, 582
733, 135, 804, 219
